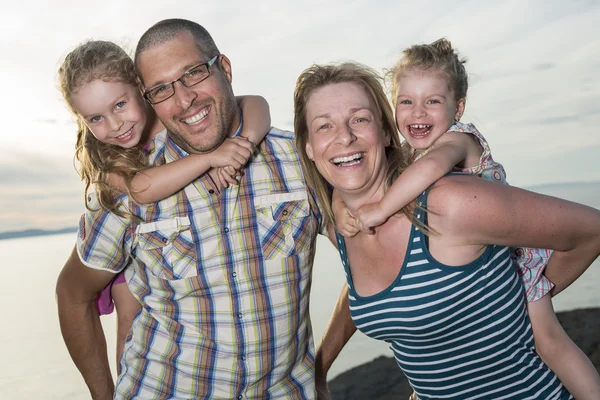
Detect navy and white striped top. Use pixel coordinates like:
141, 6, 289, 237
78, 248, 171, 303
335, 190, 571, 399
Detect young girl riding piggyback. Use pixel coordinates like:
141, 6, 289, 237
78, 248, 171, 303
58, 40, 270, 372
334, 38, 600, 399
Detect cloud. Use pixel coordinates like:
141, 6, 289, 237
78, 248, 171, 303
0, 151, 79, 184
531, 115, 580, 125
532, 63, 555, 71
0, 150, 83, 231
35, 118, 60, 124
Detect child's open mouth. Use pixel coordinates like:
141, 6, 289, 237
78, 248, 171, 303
408, 124, 432, 137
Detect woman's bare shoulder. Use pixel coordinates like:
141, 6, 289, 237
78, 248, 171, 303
426, 175, 514, 235
427, 175, 485, 209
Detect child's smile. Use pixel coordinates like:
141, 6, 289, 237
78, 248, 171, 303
395, 70, 463, 151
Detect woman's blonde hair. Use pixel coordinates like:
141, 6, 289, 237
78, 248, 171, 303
388, 38, 468, 107
293, 62, 424, 231
58, 40, 147, 218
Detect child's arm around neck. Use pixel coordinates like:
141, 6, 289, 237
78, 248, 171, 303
107, 95, 271, 204
356, 131, 483, 232
236, 95, 271, 144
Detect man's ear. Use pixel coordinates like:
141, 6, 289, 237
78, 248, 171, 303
136, 77, 146, 97
218, 55, 233, 84
455, 98, 466, 121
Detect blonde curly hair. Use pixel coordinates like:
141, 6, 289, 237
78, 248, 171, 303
58, 40, 148, 218
388, 38, 468, 107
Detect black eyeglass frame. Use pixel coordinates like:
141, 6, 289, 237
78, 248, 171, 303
143, 55, 220, 104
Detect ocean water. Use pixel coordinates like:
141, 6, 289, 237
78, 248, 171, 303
1, 183, 599, 399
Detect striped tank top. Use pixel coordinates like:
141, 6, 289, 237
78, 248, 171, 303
335, 190, 572, 399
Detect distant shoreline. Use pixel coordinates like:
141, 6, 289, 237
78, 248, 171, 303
2, 180, 598, 241
0, 227, 77, 241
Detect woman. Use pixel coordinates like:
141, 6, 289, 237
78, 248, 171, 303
294, 62, 600, 399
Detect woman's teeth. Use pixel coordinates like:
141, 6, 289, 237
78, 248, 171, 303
183, 108, 209, 125
332, 153, 363, 166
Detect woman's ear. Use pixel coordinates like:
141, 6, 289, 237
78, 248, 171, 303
306, 142, 314, 161
455, 98, 466, 121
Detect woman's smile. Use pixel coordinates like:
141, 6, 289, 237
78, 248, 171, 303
305, 82, 388, 198
330, 152, 365, 167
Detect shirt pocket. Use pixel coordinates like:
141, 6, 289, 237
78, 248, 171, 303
255, 192, 312, 260
133, 216, 198, 280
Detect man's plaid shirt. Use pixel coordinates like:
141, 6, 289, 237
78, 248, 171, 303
77, 127, 322, 399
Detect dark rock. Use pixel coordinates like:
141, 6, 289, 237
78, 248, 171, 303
328, 307, 600, 399
329, 355, 411, 400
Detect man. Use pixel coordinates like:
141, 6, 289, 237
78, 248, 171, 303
56, 18, 325, 399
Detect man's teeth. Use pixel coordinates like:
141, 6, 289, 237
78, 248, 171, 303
332, 153, 363, 165
183, 108, 209, 125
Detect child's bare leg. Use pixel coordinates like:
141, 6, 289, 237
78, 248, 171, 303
111, 281, 140, 375
528, 293, 600, 399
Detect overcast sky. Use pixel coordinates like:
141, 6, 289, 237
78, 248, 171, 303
1, 0, 599, 231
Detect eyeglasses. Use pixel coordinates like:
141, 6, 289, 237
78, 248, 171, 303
143, 55, 220, 104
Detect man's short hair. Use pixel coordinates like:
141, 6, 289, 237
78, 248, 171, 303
134, 19, 220, 80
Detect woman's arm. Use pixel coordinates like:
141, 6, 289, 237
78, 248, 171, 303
314, 228, 357, 398
236, 95, 271, 144
431, 175, 600, 293
315, 284, 356, 399
356, 132, 480, 232
107, 138, 254, 204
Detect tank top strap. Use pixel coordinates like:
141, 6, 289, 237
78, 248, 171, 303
414, 189, 432, 248
334, 229, 352, 283
415, 189, 430, 222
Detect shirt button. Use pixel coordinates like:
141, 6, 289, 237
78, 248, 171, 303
241, 355, 246, 361
238, 396, 243, 400
87, 195, 92, 202
232, 272, 237, 278
161, 237, 168, 243
209, 189, 216, 194
237, 312, 243, 319
224, 227, 229, 233
282, 209, 288, 216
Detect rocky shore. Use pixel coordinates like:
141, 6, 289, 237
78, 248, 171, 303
328, 307, 600, 400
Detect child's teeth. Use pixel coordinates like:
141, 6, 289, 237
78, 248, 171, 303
117, 128, 132, 138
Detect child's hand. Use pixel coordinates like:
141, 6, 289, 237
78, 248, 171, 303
335, 206, 360, 238
209, 137, 255, 170
216, 166, 239, 189
356, 202, 387, 234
